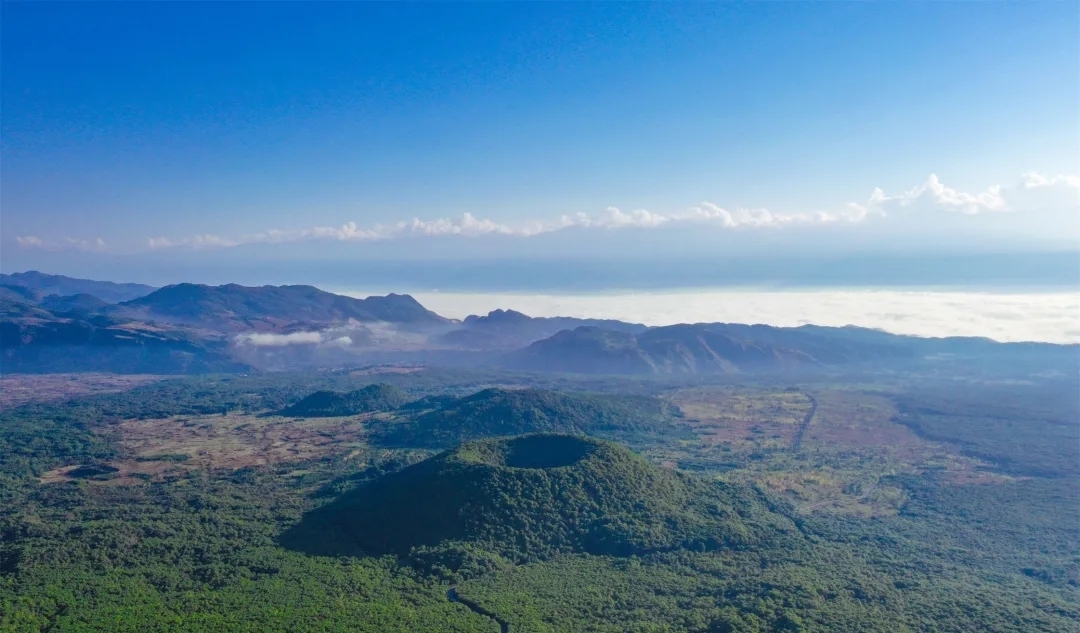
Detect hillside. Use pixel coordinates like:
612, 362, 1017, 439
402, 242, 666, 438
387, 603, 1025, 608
506, 324, 819, 374
284, 434, 797, 565
637, 324, 819, 371
40, 293, 111, 314
439, 309, 647, 350
505, 327, 656, 373
116, 283, 449, 330
280, 383, 409, 417
371, 387, 681, 448
505, 322, 1080, 375
0, 271, 155, 303
0, 284, 46, 304
0, 305, 244, 374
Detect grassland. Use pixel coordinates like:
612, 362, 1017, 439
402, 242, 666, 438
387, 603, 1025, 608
38, 411, 391, 485
0, 373, 164, 410
33, 382, 1013, 519
4, 369, 1077, 632
659, 386, 1008, 516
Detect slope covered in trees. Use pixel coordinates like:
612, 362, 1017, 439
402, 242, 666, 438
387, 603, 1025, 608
280, 384, 409, 417
116, 284, 448, 330
504, 325, 820, 374
0, 301, 245, 374
2, 371, 1077, 631
371, 387, 682, 448
0, 271, 156, 303
284, 434, 798, 566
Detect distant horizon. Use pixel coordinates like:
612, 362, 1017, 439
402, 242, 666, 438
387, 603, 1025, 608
3, 1, 1076, 345
3, 264, 1076, 344
2, 5, 1077, 630
4, 250, 1077, 293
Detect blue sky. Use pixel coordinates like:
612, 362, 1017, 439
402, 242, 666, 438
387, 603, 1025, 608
2, 2, 1077, 285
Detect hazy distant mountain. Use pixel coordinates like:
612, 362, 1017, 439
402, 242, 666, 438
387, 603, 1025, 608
39, 293, 112, 314
504, 322, 1080, 375
115, 283, 449, 331
1, 280, 115, 316
0, 284, 45, 305
0, 296, 54, 320
0, 299, 243, 374
505, 324, 848, 374
438, 308, 646, 350
2, 274, 1074, 376
0, 271, 156, 303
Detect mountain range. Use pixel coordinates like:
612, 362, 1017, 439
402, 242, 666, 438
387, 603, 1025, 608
0, 271, 156, 303
1, 271, 1074, 375
438, 308, 646, 350
114, 283, 449, 331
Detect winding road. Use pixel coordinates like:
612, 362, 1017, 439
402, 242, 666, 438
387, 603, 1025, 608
447, 588, 509, 633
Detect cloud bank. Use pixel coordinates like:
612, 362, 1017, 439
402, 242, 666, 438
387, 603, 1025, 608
401, 288, 1080, 344
14, 171, 1077, 252
15, 236, 107, 251
235, 331, 324, 347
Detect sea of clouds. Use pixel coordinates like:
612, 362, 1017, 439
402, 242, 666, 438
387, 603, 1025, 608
392, 289, 1079, 344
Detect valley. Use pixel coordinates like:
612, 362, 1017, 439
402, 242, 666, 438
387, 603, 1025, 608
4, 3, 1074, 630
2, 362, 1076, 631
1, 276, 1077, 632
6, 277, 1077, 379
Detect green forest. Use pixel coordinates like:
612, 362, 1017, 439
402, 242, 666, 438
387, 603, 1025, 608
1, 369, 1077, 632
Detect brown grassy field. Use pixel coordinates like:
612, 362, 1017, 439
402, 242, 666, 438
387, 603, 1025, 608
36, 382, 1013, 512
663, 386, 1010, 517
40, 411, 379, 485
0, 373, 165, 409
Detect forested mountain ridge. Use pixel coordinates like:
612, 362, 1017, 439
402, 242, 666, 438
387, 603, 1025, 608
505, 324, 820, 374
439, 309, 647, 350
0, 298, 244, 374
280, 383, 409, 417
504, 322, 1080, 375
114, 283, 449, 330
0, 271, 156, 303
370, 387, 681, 448
284, 434, 799, 566
2, 272, 1076, 377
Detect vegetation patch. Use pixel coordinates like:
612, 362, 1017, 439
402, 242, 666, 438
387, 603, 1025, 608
279, 383, 409, 417
282, 434, 799, 570
659, 387, 1008, 516
371, 387, 682, 448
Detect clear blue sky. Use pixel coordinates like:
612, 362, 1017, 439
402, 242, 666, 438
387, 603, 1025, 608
2, 2, 1077, 284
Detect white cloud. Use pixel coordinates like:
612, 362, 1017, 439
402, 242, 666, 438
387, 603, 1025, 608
37, 170, 1080, 251
587, 207, 671, 229
405, 212, 520, 236
16, 235, 106, 251
867, 171, 1079, 216
64, 237, 108, 251
868, 174, 1007, 215
1021, 172, 1080, 190
326, 336, 354, 348
1011, 171, 1080, 214
408, 288, 1080, 344
235, 331, 323, 346
147, 234, 238, 249
145, 203, 862, 250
